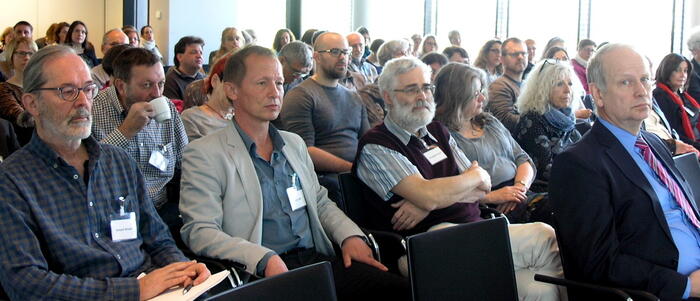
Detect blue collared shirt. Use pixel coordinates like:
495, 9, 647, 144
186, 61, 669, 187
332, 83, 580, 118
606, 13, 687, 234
0, 133, 188, 300
233, 120, 314, 255
599, 118, 700, 299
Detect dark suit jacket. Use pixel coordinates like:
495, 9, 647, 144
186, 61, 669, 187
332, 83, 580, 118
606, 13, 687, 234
550, 121, 699, 301
689, 59, 700, 103
0, 118, 20, 161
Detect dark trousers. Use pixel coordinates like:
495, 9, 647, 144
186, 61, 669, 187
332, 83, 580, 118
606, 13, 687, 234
281, 249, 411, 301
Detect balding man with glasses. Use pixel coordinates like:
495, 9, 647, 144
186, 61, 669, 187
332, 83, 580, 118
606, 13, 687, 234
280, 32, 369, 202
0, 45, 209, 300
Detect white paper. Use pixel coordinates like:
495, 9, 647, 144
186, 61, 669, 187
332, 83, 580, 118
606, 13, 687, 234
141, 270, 231, 301
287, 187, 307, 211
423, 146, 447, 165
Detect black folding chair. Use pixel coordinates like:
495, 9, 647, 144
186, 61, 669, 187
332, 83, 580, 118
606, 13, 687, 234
407, 217, 518, 301
205, 261, 337, 301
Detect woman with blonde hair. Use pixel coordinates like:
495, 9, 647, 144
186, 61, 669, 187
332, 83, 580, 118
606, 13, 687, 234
514, 59, 582, 188
208, 27, 245, 66
0, 37, 37, 144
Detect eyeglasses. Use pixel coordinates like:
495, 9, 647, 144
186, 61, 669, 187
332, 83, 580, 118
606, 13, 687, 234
538, 59, 560, 74
504, 51, 526, 58
292, 70, 310, 77
393, 84, 435, 97
13, 51, 34, 57
33, 83, 99, 101
317, 48, 350, 57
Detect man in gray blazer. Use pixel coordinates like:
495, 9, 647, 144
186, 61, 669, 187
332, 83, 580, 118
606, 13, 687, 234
179, 45, 409, 300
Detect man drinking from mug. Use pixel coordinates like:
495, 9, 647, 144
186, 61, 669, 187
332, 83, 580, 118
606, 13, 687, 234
92, 47, 188, 229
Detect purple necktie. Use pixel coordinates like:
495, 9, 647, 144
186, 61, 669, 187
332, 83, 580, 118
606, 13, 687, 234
635, 137, 700, 228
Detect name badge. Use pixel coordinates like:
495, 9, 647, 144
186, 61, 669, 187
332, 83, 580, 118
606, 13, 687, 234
111, 212, 138, 241
149, 150, 169, 172
684, 105, 696, 117
422, 145, 447, 165
287, 173, 307, 211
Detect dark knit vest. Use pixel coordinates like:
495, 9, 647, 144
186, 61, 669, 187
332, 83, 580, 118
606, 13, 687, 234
352, 121, 482, 236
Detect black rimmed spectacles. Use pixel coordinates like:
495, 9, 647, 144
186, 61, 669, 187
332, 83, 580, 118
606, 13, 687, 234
317, 48, 351, 57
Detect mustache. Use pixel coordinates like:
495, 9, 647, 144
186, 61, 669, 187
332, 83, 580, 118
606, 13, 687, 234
414, 100, 435, 111
70, 108, 91, 121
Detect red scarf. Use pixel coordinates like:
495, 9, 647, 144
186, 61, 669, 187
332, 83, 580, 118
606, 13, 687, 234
657, 82, 700, 141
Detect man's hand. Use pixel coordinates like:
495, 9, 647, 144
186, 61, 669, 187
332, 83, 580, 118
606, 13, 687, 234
118, 102, 155, 139
689, 269, 700, 297
391, 200, 430, 231
675, 140, 700, 156
465, 161, 491, 192
496, 201, 519, 214
341, 236, 388, 272
264, 255, 289, 278
483, 186, 526, 205
138, 261, 208, 301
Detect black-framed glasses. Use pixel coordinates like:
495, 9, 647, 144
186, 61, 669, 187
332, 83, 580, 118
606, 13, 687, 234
33, 83, 99, 101
393, 84, 435, 97
538, 59, 560, 73
317, 48, 351, 57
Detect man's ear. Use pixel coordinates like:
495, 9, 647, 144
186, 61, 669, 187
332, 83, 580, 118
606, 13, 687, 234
382, 90, 393, 106
589, 83, 604, 109
21, 92, 39, 119
224, 81, 238, 101
113, 78, 127, 96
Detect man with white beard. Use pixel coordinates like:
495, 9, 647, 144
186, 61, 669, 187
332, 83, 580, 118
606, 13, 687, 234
353, 57, 565, 301
0, 45, 210, 300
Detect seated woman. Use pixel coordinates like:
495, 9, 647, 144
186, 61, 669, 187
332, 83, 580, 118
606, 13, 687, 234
0, 37, 37, 145
514, 59, 582, 191
654, 53, 700, 150
140, 25, 163, 61
208, 27, 245, 66
433, 63, 542, 222
418, 34, 438, 57
543, 46, 569, 61
272, 28, 295, 54
473, 39, 503, 87
63, 21, 98, 68
181, 54, 233, 141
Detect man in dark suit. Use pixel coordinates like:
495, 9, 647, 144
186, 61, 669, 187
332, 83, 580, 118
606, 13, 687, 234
550, 44, 700, 300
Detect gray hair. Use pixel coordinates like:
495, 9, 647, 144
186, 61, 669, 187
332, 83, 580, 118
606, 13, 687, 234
279, 41, 313, 68
516, 59, 582, 115
448, 30, 460, 40
102, 28, 125, 46
24, 45, 77, 94
688, 29, 700, 52
378, 56, 431, 101
587, 43, 632, 93
377, 39, 409, 66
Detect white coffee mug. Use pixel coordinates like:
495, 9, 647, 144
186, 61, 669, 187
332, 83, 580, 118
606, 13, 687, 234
150, 96, 172, 123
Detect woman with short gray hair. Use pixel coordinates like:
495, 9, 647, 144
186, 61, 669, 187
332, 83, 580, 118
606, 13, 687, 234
514, 59, 582, 189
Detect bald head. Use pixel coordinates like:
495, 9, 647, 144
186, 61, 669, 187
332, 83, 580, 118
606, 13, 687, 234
102, 29, 129, 54
313, 32, 347, 51
347, 32, 365, 60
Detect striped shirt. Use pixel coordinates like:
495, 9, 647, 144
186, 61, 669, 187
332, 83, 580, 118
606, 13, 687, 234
91, 86, 188, 207
356, 116, 471, 201
0, 133, 188, 300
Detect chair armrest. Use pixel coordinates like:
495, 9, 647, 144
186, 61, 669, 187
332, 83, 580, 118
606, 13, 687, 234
534, 274, 659, 301
360, 228, 406, 274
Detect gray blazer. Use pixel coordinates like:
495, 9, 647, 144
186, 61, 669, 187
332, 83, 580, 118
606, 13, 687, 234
179, 122, 364, 274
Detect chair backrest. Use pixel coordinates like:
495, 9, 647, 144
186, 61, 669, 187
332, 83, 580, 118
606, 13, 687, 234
205, 261, 337, 301
407, 217, 518, 301
673, 152, 700, 208
338, 172, 372, 227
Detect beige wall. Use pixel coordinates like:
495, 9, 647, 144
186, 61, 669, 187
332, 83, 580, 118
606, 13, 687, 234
0, 0, 123, 57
